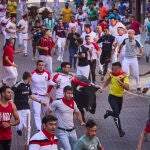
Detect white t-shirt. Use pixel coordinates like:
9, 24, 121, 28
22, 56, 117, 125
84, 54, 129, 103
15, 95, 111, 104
109, 22, 126, 36
49, 99, 79, 129
5, 21, 17, 39
31, 70, 55, 95
18, 19, 28, 33
84, 42, 99, 60
115, 33, 128, 53
0, 4, 7, 18
52, 73, 72, 99
75, 13, 87, 25
81, 31, 96, 43
0, 17, 10, 31
68, 22, 78, 33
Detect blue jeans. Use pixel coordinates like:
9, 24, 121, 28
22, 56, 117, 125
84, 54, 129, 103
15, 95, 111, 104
56, 129, 77, 150
69, 47, 77, 68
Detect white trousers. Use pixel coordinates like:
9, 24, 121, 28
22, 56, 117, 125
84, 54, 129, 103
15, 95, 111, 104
144, 42, 150, 57
76, 65, 90, 79
57, 37, 66, 59
33, 95, 49, 130
90, 20, 97, 31
16, 109, 31, 145
18, 33, 28, 54
97, 54, 103, 71
39, 55, 52, 74
122, 57, 140, 88
2, 30, 6, 46
3, 66, 18, 86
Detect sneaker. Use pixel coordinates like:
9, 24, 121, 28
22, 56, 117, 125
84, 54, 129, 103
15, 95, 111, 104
60, 57, 63, 62
137, 87, 141, 93
32, 57, 36, 61
119, 129, 125, 137
142, 88, 149, 94
17, 130, 22, 136
24, 53, 28, 57
146, 56, 149, 63
101, 75, 104, 81
104, 110, 110, 119
57, 56, 61, 61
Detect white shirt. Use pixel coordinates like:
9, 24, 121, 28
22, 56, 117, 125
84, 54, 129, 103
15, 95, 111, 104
68, 22, 78, 33
84, 42, 99, 60
0, 17, 10, 31
31, 70, 55, 95
18, 19, 28, 33
109, 21, 126, 36
49, 99, 79, 129
81, 31, 96, 43
29, 130, 58, 150
52, 73, 72, 99
75, 13, 87, 25
5, 21, 17, 39
0, 4, 7, 18
115, 33, 128, 54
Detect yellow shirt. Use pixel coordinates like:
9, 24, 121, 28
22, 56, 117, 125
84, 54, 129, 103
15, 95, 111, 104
109, 72, 129, 97
60, 8, 73, 23
7, 1, 17, 14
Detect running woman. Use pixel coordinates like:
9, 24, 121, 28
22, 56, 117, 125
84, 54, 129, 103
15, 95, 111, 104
100, 62, 129, 137
0, 86, 20, 150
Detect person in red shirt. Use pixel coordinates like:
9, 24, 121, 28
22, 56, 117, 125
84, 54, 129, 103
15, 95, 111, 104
0, 85, 20, 150
36, 29, 57, 74
99, 2, 108, 22
129, 16, 143, 42
99, 16, 109, 31
2, 38, 23, 86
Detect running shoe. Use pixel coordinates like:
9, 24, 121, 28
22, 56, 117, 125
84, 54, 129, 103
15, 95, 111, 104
119, 129, 125, 137
17, 130, 22, 136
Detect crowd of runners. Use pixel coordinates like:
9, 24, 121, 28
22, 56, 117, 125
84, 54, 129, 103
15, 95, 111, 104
0, 0, 150, 150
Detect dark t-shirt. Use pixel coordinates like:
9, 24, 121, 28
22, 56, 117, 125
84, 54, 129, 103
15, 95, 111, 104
31, 26, 44, 42
67, 32, 80, 50
78, 45, 89, 66
97, 34, 115, 64
53, 23, 67, 38
12, 80, 32, 110
97, 34, 115, 53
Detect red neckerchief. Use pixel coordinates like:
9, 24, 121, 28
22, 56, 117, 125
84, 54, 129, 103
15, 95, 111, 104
42, 129, 55, 143
110, 70, 125, 76
62, 97, 74, 109
112, 20, 118, 27
35, 69, 45, 74
86, 28, 92, 34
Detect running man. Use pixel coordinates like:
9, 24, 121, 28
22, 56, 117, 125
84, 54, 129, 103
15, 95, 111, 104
46, 86, 85, 150
31, 60, 57, 131
75, 119, 104, 150
100, 62, 129, 137
12, 72, 46, 147
118, 29, 143, 92
97, 27, 116, 81
0, 86, 20, 150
